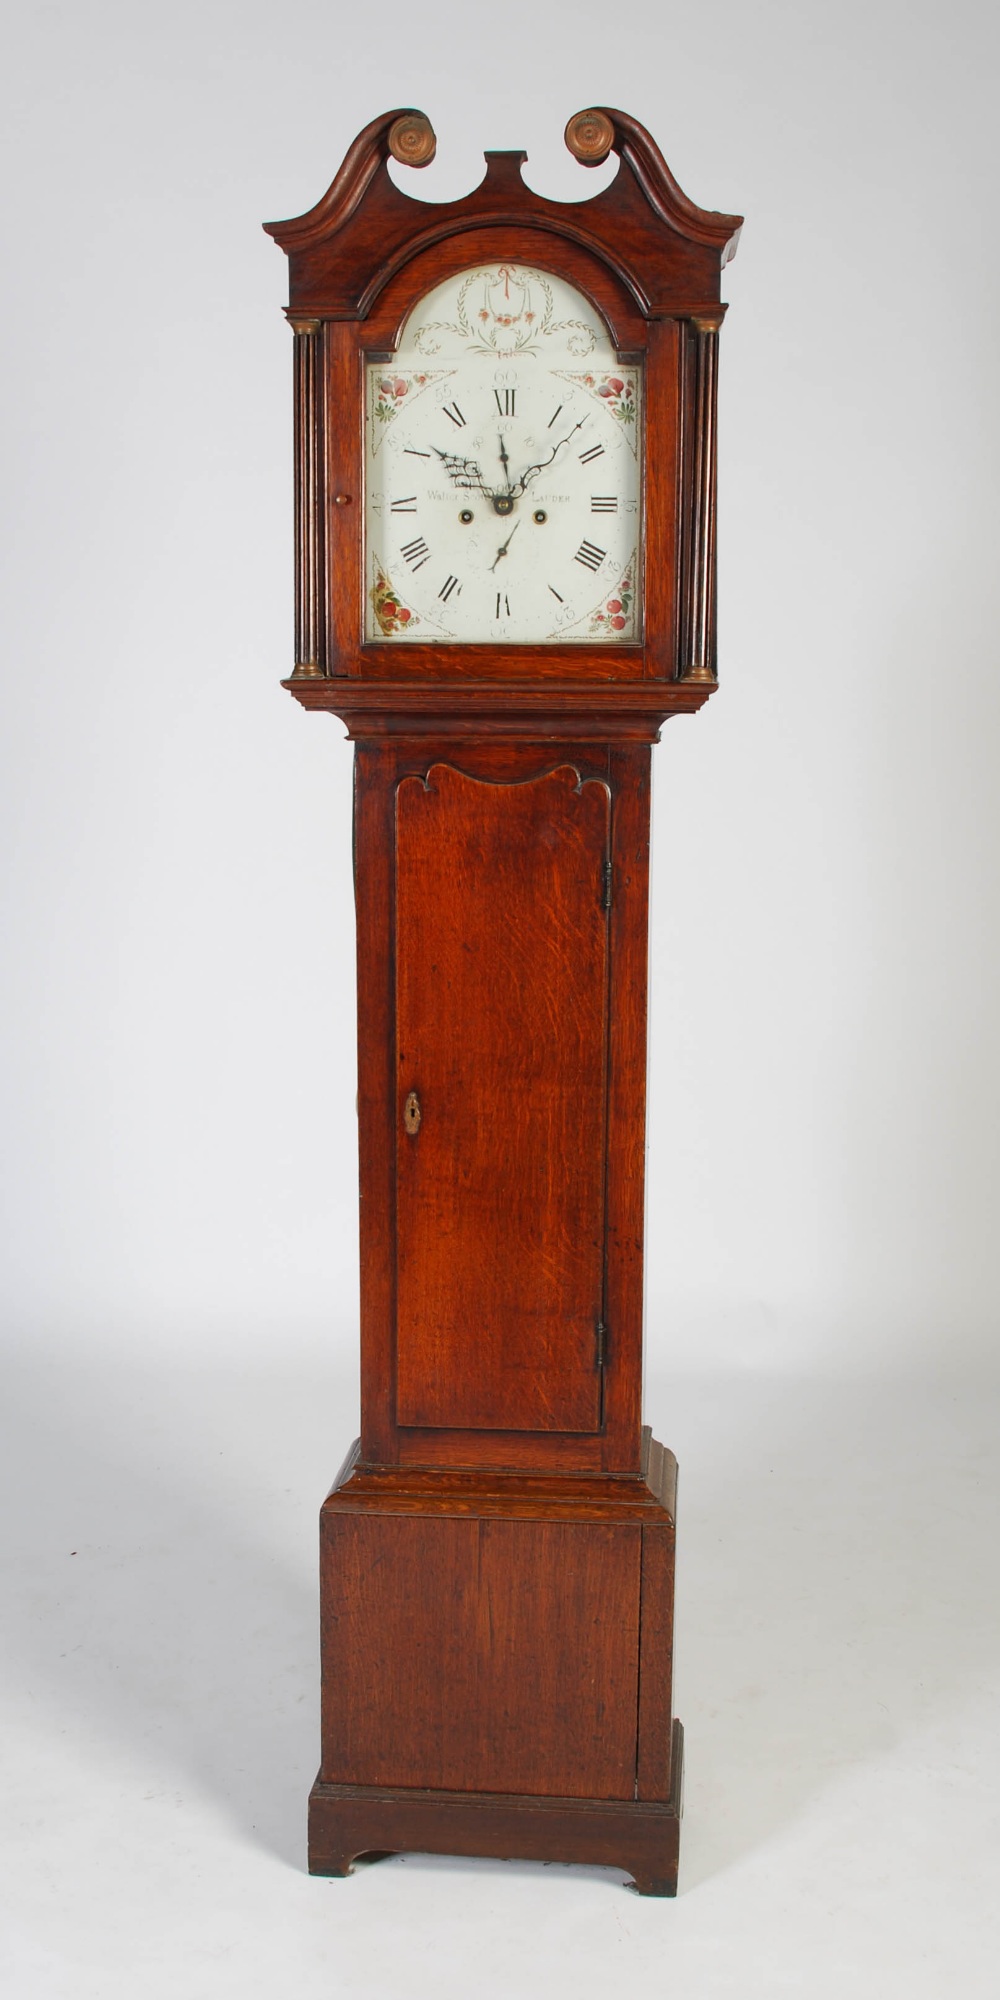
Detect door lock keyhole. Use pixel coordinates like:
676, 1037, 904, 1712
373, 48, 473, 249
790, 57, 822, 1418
404, 1090, 421, 1136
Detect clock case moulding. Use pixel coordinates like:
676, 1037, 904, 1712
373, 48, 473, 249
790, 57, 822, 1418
265, 108, 741, 1898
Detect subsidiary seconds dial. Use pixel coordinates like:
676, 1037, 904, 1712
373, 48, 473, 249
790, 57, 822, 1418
364, 264, 642, 644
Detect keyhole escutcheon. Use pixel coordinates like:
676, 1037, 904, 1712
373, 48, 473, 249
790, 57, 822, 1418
404, 1090, 422, 1136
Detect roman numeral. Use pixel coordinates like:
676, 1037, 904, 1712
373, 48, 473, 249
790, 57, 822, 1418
579, 442, 605, 465
591, 495, 618, 512
548, 585, 564, 602
547, 404, 563, 429
574, 539, 606, 573
390, 496, 418, 513
403, 447, 431, 458
495, 593, 510, 618
400, 536, 431, 571
438, 574, 461, 603
494, 388, 516, 416
442, 402, 466, 427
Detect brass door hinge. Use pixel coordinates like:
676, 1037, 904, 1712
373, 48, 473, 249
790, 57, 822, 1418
602, 859, 613, 910
595, 1320, 608, 1368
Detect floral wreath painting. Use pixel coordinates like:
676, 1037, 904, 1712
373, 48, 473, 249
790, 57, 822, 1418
412, 265, 599, 361
589, 556, 638, 637
370, 564, 419, 637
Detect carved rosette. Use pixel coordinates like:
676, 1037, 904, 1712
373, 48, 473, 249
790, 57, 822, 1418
290, 317, 324, 679
680, 313, 723, 685
387, 112, 436, 168
564, 108, 616, 166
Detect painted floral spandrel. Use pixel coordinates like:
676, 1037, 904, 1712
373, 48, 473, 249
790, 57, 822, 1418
371, 565, 419, 636
589, 560, 636, 635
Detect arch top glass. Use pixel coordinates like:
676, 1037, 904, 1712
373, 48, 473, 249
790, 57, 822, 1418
363, 263, 642, 645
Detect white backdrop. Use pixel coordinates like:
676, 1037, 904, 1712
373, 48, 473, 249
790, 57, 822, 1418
3, 6, 999, 1997
4, 0, 998, 1386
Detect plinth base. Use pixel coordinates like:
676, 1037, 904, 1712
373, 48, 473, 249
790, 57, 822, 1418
308, 1719, 683, 1896
309, 1432, 683, 1896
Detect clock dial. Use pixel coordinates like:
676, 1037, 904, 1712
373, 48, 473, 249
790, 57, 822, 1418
364, 265, 642, 644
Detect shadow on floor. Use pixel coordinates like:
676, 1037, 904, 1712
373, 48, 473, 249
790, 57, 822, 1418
3, 1342, 995, 1890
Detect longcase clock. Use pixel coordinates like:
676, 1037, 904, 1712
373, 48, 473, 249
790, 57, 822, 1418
265, 105, 741, 1897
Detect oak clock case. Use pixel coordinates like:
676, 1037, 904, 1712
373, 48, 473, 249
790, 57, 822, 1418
265, 106, 741, 1897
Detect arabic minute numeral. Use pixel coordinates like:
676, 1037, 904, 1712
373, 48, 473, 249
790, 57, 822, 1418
401, 537, 431, 571
442, 402, 466, 427
390, 496, 418, 513
579, 442, 605, 465
439, 575, 461, 603
574, 540, 606, 573
591, 495, 618, 513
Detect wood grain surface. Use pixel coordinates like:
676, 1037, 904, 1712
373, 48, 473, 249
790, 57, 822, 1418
350, 740, 651, 1475
395, 763, 610, 1433
263, 104, 741, 1890
320, 1512, 641, 1798
309, 1722, 684, 1895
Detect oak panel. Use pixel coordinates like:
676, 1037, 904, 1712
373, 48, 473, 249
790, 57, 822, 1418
320, 1511, 642, 1799
394, 763, 610, 1432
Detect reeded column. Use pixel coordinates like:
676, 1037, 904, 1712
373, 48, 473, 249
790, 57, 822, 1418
289, 316, 324, 680
680, 311, 723, 685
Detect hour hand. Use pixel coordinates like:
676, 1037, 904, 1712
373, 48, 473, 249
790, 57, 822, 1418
433, 446, 489, 493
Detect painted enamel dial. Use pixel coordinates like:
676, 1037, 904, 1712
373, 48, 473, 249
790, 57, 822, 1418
364, 264, 642, 644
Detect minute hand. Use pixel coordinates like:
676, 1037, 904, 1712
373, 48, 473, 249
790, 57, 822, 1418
513, 422, 586, 495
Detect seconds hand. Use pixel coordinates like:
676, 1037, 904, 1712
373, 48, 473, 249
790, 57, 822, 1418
490, 519, 521, 571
